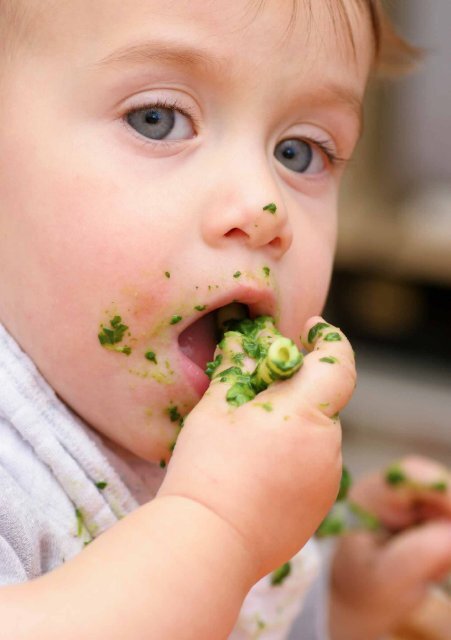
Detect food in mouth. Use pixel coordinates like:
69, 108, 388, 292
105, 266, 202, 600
206, 306, 303, 406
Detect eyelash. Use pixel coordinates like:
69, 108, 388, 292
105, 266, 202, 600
124, 99, 348, 166
301, 136, 347, 168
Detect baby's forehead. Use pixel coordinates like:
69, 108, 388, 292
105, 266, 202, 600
1, 0, 374, 63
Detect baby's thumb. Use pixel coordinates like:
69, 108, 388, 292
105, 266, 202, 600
273, 316, 356, 421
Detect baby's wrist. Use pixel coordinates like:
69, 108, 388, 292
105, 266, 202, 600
153, 491, 262, 586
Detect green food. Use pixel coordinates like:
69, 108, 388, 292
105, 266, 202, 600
233, 271, 242, 279
430, 480, 448, 492
205, 354, 223, 379
194, 305, 207, 312
324, 332, 342, 342
262, 266, 270, 277
98, 315, 132, 355
254, 402, 273, 412
145, 351, 158, 364
385, 464, 448, 493
307, 322, 330, 344
337, 466, 352, 501
167, 404, 182, 423
169, 315, 182, 325
75, 508, 84, 537
206, 312, 303, 407
203, 307, 373, 541
263, 202, 277, 214
316, 467, 381, 537
251, 336, 303, 393
95, 481, 108, 490
385, 465, 406, 486
164, 271, 171, 278
270, 561, 291, 585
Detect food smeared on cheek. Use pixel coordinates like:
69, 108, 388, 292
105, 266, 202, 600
169, 315, 182, 325
145, 351, 158, 364
253, 402, 273, 412
262, 266, 270, 278
166, 402, 186, 454
98, 315, 132, 355
167, 403, 182, 423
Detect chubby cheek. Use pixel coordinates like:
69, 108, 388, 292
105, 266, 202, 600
0, 162, 197, 460
278, 213, 336, 340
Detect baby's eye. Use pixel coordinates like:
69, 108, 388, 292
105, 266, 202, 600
274, 138, 327, 174
126, 104, 195, 141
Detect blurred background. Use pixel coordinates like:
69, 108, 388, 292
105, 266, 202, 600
317, 4, 451, 638
327, 0, 451, 478
326, 7, 451, 633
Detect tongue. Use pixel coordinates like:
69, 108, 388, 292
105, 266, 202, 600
178, 312, 218, 370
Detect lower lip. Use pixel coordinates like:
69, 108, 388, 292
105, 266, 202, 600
178, 352, 210, 397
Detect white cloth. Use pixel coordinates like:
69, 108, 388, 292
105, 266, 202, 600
0, 322, 327, 638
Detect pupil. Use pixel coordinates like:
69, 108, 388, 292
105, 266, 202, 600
145, 110, 161, 125
282, 147, 296, 160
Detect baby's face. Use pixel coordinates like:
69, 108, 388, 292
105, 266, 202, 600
0, 0, 372, 462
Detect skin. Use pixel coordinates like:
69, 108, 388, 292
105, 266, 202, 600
0, 0, 370, 463
330, 456, 451, 640
0, 1, 372, 638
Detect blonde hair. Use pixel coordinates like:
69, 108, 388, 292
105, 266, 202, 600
368, 0, 422, 74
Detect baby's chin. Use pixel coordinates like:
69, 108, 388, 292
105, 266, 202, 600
94, 415, 179, 466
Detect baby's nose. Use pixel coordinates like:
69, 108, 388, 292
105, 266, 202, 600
201, 193, 293, 257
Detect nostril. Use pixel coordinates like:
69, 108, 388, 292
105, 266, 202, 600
269, 237, 282, 250
225, 228, 249, 240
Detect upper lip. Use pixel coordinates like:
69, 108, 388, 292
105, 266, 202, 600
176, 283, 278, 333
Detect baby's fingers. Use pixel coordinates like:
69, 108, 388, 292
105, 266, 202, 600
268, 316, 355, 421
204, 332, 256, 406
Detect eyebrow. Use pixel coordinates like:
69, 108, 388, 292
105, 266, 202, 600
94, 40, 220, 73
312, 83, 364, 136
94, 39, 364, 134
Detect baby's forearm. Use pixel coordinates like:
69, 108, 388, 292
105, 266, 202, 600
0, 495, 257, 640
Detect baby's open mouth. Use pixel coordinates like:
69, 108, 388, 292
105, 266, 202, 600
178, 303, 249, 373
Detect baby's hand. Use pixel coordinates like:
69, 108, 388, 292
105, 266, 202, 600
158, 317, 356, 579
330, 456, 451, 640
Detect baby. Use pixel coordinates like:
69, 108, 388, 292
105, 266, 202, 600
1, 1, 447, 639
